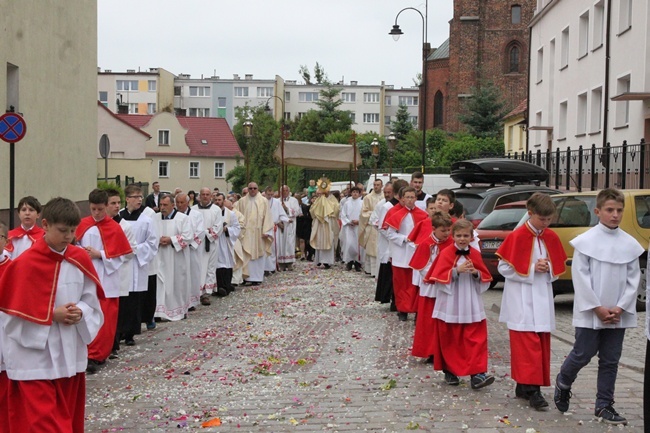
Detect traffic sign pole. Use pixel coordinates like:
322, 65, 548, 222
0, 111, 27, 229
9, 142, 15, 229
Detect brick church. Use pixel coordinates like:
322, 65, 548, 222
424, 0, 535, 132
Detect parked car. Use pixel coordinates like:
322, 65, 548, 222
545, 190, 650, 310
454, 184, 560, 228
476, 201, 529, 287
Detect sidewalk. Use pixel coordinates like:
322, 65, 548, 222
85, 261, 644, 432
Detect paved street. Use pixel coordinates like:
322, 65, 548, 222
86, 262, 646, 432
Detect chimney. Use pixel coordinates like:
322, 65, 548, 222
127, 69, 135, 73
233, 74, 240, 80
245, 74, 253, 80
350, 81, 358, 86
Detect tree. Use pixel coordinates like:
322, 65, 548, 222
299, 65, 311, 85
291, 81, 352, 142
299, 62, 328, 85
458, 82, 509, 139
435, 133, 504, 167
390, 104, 414, 140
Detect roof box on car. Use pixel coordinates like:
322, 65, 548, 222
451, 158, 549, 186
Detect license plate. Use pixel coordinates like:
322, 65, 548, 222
482, 240, 502, 250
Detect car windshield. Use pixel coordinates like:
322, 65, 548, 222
455, 195, 483, 215
477, 207, 528, 230
550, 196, 598, 228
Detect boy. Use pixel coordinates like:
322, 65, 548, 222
409, 190, 456, 246
4, 196, 43, 259
409, 212, 453, 361
340, 187, 363, 271
0, 197, 104, 432
76, 189, 132, 372
554, 188, 643, 425
496, 193, 567, 410
0, 221, 9, 425
425, 219, 494, 389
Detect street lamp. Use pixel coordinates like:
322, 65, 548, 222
243, 120, 253, 183
387, 133, 397, 180
264, 95, 286, 188
371, 138, 380, 180
389, 1, 429, 174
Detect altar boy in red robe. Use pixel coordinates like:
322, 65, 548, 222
0, 197, 104, 433
4, 196, 44, 259
425, 219, 494, 389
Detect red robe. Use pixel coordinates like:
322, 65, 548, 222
424, 246, 492, 285
0, 256, 10, 426
4, 225, 45, 254
75, 215, 133, 259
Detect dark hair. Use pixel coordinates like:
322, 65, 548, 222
105, 188, 121, 198
124, 185, 142, 196
216, 193, 225, 200
17, 196, 42, 214
436, 189, 456, 204
392, 179, 408, 195
88, 188, 109, 205
411, 171, 424, 180
527, 193, 556, 217
450, 200, 464, 218
399, 186, 416, 198
351, 187, 361, 194
42, 197, 81, 226
188, 190, 196, 198
332, 190, 341, 201
425, 197, 436, 206
431, 211, 453, 228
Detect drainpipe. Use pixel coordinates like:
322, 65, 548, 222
602, 0, 612, 147
525, 24, 532, 153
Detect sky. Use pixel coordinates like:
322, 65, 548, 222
97, 0, 453, 89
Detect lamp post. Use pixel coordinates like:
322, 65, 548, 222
371, 138, 380, 180
243, 120, 253, 183
389, 1, 429, 173
265, 95, 286, 188
387, 133, 397, 180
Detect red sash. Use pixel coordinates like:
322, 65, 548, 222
5, 225, 45, 253
0, 238, 104, 325
409, 235, 454, 271
424, 245, 492, 284
76, 215, 132, 259
382, 205, 429, 231
407, 218, 432, 245
496, 222, 566, 277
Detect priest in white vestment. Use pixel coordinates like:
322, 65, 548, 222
278, 185, 301, 271
237, 183, 274, 285
340, 187, 363, 271
215, 194, 241, 294
310, 179, 340, 269
360, 179, 383, 277
191, 188, 224, 301
175, 193, 205, 308
264, 187, 289, 273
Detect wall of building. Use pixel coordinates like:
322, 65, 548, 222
147, 155, 240, 193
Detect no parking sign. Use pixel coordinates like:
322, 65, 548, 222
0, 112, 26, 143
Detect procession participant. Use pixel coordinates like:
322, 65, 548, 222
116, 185, 158, 345
237, 182, 274, 286
278, 185, 302, 271
175, 193, 205, 308
383, 186, 429, 321
215, 194, 241, 294
374, 180, 403, 306
192, 187, 224, 304
359, 179, 383, 277
297, 194, 315, 261
153, 195, 192, 321
264, 186, 289, 274
0, 197, 104, 433
4, 196, 44, 259
310, 178, 340, 269
411, 171, 432, 211
76, 189, 132, 373
340, 186, 363, 271
0, 221, 10, 423
224, 199, 246, 286
145, 181, 161, 212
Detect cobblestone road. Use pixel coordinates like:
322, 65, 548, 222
85, 263, 645, 432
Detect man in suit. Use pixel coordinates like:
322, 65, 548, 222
145, 181, 161, 212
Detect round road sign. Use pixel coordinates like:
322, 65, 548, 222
0, 112, 26, 143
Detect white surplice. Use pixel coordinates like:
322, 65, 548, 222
183, 208, 205, 307
265, 197, 288, 272
278, 196, 301, 264
191, 203, 223, 294
340, 196, 362, 263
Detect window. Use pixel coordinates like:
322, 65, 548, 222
536, 47, 544, 83
363, 113, 380, 123
561, 27, 570, 69
506, 42, 521, 73
558, 100, 568, 139
257, 87, 273, 97
409, 116, 418, 126
284, 112, 291, 120
341, 92, 356, 102
590, 87, 602, 133
189, 108, 210, 117
384, 115, 391, 125
158, 130, 170, 146
214, 162, 224, 178
434, 91, 444, 127
148, 80, 156, 92
535, 111, 542, 146
128, 103, 138, 114
189, 86, 210, 97
385, 96, 392, 106
299, 92, 319, 102
284, 91, 291, 102
217, 97, 226, 108
578, 11, 590, 58
174, 86, 181, 96
511, 5, 521, 24
364, 92, 380, 103
99, 91, 108, 107
398, 96, 419, 106
297, 112, 306, 120
593, 1, 605, 48
619, 0, 632, 34
234, 87, 249, 97
147, 103, 156, 114
158, 161, 169, 178
349, 112, 356, 123
116, 80, 138, 91
189, 161, 199, 178
616, 75, 631, 126
576, 92, 587, 135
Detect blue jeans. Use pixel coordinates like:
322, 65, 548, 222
558, 327, 625, 409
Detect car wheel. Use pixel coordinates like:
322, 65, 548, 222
637, 259, 647, 312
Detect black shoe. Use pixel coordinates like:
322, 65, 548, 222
389, 303, 397, 312
323, 264, 331, 269
346, 262, 353, 271
529, 390, 549, 410
250, 281, 261, 286
595, 405, 627, 425
470, 373, 495, 389
216, 287, 228, 297
86, 360, 99, 375
188, 306, 196, 312
397, 312, 408, 321
444, 370, 460, 386
424, 355, 434, 364
109, 350, 119, 360
553, 374, 572, 413
316, 263, 322, 267
515, 383, 527, 399
125, 339, 135, 346
354, 262, 361, 272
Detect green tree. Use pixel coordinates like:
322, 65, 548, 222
299, 65, 311, 84
299, 62, 327, 84
390, 104, 414, 140
435, 133, 503, 167
291, 81, 352, 142
458, 82, 509, 139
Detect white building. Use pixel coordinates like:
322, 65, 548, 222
528, 0, 648, 153
98, 67, 176, 115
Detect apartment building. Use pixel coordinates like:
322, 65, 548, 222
98, 67, 175, 115
528, 0, 649, 152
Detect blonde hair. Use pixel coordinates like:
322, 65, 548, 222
451, 219, 474, 235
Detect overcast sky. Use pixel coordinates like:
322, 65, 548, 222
97, 0, 453, 89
